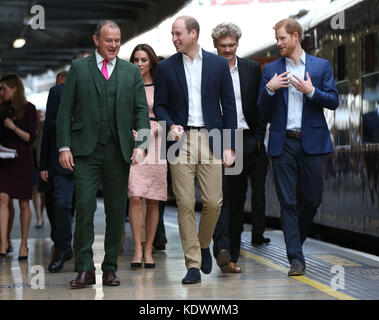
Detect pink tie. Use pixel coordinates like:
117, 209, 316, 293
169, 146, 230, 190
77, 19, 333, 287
101, 59, 109, 80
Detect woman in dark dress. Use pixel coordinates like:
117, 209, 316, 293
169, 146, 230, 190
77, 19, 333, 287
0, 74, 37, 259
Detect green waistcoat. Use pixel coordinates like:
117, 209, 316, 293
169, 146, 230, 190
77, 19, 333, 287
95, 66, 119, 144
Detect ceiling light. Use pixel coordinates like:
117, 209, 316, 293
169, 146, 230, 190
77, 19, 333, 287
13, 38, 26, 48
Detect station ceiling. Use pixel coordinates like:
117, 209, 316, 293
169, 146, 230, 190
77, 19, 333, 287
0, 0, 188, 77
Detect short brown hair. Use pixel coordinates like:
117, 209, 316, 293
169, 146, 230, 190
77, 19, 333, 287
176, 16, 200, 39
130, 44, 159, 81
274, 18, 302, 40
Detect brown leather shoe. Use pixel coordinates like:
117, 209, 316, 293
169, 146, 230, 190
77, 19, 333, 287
216, 249, 231, 272
221, 262, 242, 274
69, 271, 96, 289
102, 270, 120, 286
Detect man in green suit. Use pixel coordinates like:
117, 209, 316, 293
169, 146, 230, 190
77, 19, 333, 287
57, 20, 150, 289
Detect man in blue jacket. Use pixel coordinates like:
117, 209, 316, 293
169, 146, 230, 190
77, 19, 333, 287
258, 18, 339, 276
40, 81, 74, 273
154, 15, 237, 284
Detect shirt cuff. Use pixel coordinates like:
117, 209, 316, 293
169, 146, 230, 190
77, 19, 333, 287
266, 87, 275, 96
307, 87, 315, 99
59, 146, 70, 152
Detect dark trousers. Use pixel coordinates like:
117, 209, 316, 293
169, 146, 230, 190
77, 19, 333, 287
53, 174, 74, 255
155, 201, 166, 238
228, 131, 268, 262
271, 137, 323, 264
73, 137, 130, 273
212, 172, 230, 258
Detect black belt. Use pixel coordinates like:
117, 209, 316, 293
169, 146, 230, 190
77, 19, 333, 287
187, 126, 206, 130
286, 130, 301, 139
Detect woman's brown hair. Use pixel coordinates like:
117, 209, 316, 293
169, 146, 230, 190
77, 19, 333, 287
0, 74, 27, 120
130, 44, 159, 82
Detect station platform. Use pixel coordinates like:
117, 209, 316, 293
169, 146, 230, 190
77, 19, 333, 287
0, 199, 378, 300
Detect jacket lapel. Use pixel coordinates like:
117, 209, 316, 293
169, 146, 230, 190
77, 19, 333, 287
303, 53, 313, 104
116, 57, 126, 107
237, 57, 249, 117
278, 56, 288, 109
201, 49, 210, 99
88, 53, 101, 95
173, 53, 189, 108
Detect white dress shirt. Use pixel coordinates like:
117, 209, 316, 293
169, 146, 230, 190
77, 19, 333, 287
95, 50, 116, 77
230, 59, 249, 130
266, 50, 315, 131
182, 48, 204, 127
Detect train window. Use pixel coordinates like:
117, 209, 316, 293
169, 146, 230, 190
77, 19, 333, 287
334, 45, 347, 81
362, 72, 379, 144
362, 32, 379, 74
334, 81, 351, 146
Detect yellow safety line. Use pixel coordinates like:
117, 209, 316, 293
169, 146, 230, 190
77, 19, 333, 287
240, 249, 357, 300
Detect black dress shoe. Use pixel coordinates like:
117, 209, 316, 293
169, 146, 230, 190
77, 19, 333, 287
288, 261, 306, 276
69, 271, 96, 289
102, 270, 120, 286
182, 268, 201, 284
251, 235, 271, 245
48, 251, 73, 273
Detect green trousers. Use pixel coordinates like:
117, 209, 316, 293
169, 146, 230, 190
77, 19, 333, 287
73, 137, 130, 272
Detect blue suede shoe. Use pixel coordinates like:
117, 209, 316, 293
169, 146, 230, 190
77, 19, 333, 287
182, 268, 201, 284
201, 247, 212, 274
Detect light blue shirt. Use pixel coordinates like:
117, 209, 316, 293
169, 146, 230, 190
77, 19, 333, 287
267, 50, 315, 131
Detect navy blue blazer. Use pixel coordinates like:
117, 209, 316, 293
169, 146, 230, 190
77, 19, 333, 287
258, 54, 339, 156
153, 49, 237, 155
40, 84, 72, 176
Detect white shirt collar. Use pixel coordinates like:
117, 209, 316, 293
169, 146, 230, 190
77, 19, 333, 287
286, 50, 306, 66
230, 57, 238, 72
183, 47, 203, 61
95, 50, 116, 66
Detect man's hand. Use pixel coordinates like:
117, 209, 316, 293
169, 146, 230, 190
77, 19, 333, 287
59, 150, 75, 171
267, 71, 291, 91
289, 72, 314, 96
223, 149, 235, 167
169, 124, 184, 141
132, 129, 138, 142
40, 170, 49, 182
131, 147, 146, 166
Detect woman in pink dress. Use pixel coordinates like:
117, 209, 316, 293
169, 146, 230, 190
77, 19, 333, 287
128, 44, 167, 269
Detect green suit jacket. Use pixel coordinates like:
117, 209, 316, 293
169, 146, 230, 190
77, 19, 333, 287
56, 53, 150, 163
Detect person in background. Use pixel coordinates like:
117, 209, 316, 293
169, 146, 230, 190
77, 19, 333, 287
40, 71, 74, 273
0, 74, 37, 260
212, 22, 270, 273
128, 44, 167, 269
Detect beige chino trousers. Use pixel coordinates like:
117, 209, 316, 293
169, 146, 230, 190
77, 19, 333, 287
169, 129, 222, 270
